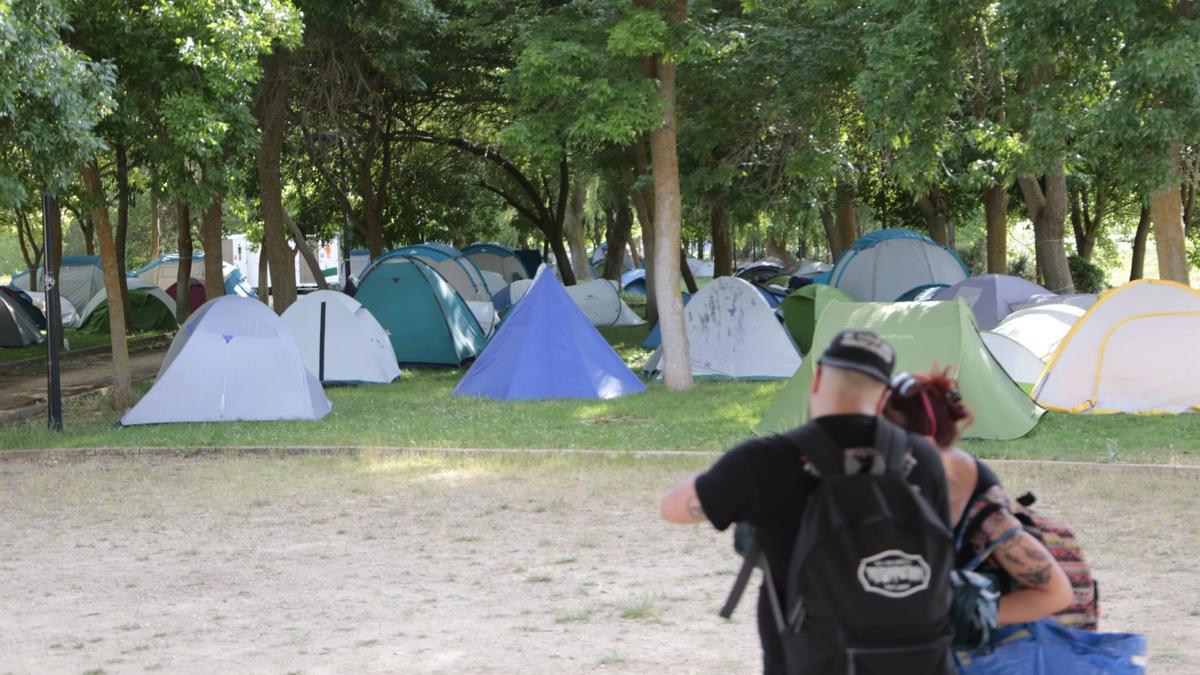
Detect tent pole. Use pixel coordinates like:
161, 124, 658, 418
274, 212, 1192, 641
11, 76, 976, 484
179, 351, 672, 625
42, 194, 63, 431
318, 300, 326, 382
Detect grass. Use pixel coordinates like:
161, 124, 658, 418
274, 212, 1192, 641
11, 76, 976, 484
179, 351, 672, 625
1, 322, 1197, 464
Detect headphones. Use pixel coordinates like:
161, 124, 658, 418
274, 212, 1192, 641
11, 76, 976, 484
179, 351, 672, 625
890, 371, 939, 441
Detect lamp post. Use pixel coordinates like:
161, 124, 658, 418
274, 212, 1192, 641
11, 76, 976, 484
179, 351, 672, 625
41, 194, 63, 431
315, 130, 353, 289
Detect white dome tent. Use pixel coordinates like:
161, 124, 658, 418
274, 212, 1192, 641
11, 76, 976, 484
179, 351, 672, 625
11, 255, 106, 310
992, 303, 1085, 361
981, 332, 1046, 390
1033, 280, 1200, 414
644, 276, 801, 380
281, 290, 401, 385
122, 296, 331, 425
505, 277, 644, 327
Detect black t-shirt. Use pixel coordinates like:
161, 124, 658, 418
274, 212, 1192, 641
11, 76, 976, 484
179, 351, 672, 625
694, 414, 950, 674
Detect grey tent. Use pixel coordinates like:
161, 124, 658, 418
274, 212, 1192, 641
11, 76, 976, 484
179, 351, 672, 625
121, 296, 331, 425
0, 293, 42, 347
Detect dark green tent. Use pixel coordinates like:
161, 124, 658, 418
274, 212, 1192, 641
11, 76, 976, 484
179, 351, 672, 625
779, 284, 854, 353
80, 290, 178, 334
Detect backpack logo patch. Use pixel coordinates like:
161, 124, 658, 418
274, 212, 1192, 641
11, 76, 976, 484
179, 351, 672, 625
857, 550, 931, 598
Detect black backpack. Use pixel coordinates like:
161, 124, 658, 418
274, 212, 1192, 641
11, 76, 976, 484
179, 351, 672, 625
721, 419, 954, 674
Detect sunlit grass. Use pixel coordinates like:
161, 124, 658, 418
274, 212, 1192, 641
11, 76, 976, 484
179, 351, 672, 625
2, 321, 1197, 465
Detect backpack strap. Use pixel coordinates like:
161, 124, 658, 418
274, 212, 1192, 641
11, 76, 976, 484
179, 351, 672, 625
719, 537, 762, 619
799, 424, 847, 478
962, 526, 1023, 571
873, 417, 911, 474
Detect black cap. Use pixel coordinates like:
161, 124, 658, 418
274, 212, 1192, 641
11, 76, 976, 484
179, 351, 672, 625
817, 330, 895, 384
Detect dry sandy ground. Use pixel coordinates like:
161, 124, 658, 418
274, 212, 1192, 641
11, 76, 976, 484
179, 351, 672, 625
0, 350, 165, 421
0, 453, 1195, 674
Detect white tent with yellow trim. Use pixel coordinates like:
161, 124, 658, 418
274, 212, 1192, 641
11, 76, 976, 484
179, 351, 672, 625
1033, 280, 1200, 414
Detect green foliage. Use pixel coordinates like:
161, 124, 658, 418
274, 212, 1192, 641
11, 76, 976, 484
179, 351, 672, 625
0, 0, 114, 207
1068, 253, 1108, 294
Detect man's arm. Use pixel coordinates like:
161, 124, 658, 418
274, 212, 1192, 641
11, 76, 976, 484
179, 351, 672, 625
660, 473, 709, 524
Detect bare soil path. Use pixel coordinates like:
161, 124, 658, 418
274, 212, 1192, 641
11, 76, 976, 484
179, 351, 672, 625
0, 349, 165, 421
0, 454, 1193, 674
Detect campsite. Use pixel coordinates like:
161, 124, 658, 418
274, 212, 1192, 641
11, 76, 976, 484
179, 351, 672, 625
4, 2, 1200, 674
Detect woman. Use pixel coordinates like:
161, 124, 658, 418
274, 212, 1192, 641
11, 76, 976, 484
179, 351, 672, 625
885, 366, 1073, 625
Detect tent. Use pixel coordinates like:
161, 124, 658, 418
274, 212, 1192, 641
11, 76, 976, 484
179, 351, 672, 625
11, 255, 106, 310
829, 229, 969, 301
620, 268, 647, 297
981, 332, 1046, 391
1033, 280, 1200, 414
896, 283, 949, 301
590, 243, 635, 275
779, 284, 855, 354
644, 276, 801, 380
992, 304, 1084, 361
1, 286, 45, 329
462, 242, 530, 284
80, 288, 179, 334
167, 278, 207, 314
687, 258, 715, 278
933, 275, 1051, 329
354, 255, 487, 366
755, 300, 1043, 439
281, 290, 401, 384
0, 293, 42, 347
133, 253, 254, 297
503, 277, 644, 327
349, 249, 372, 280
479, 270, 508, 297
453, 268, 645, 400
735, 261, 787, 285
20, 290, 81, 328
390, 245, 491, 302
640, 292, 694, 349
1014, 293, 1098, 313
122, 296, 331, 425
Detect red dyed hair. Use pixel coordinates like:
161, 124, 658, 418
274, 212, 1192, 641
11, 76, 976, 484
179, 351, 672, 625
885, 366, 973, 448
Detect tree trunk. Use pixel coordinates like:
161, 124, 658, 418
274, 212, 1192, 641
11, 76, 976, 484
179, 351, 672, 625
201, 186, 226, 301
81, 161, 133, 411
148, 190, 160, 261
765, 233, 795, 265
254, 51, 297, 314
835, 184, 858, 253
710, 201, 733, 277
257, 243, 269, 303
356, 148, 385, 259
819, 202, 841, 262
114, 141, 132, 323
916, 185, 949, 245
628, 235, 642, 268
563, 173, 592, 281
679, 246, 699, 293
643, 0, 692, 390
1130, 204, 1151, 281
1150, 153, 1192, 285
15, 209, 43, 291
984, 184, 1008, 273
1017, 166, 1074, 294
603, 193, 632, 282
286, 214, 329, 290
174, 198, 193, 323
623, 154, 657, 324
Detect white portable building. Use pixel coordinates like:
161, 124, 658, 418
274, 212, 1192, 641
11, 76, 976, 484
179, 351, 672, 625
281, 290, 401, 385
121, 296, 332, 425
644, 276, 801, 380
505, 277, 644, 327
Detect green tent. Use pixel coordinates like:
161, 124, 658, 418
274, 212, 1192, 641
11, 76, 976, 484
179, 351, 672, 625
755, 300, 1043, 440
354, 253, 487, 366
79, 290, 178, 334
779, 284, 854, 353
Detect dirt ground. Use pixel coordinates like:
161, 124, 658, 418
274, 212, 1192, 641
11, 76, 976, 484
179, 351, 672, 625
0, 453, 1195, 674
0, 349, 165, 420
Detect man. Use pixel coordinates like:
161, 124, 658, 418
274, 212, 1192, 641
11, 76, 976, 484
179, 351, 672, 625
661, 330, 951, 674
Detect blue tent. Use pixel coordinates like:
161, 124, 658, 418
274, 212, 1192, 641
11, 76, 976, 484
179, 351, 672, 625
453, 268, 645, 401
621, 268, 647, 296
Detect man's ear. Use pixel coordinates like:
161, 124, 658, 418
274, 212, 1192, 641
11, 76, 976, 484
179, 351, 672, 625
875, 387, 893, 414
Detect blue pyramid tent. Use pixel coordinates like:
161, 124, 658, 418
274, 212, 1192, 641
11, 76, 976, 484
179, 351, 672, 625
452, 268, 646, 401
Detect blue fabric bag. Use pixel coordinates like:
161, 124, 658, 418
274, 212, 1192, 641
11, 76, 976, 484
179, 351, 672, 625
957, 620, 1146, 674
